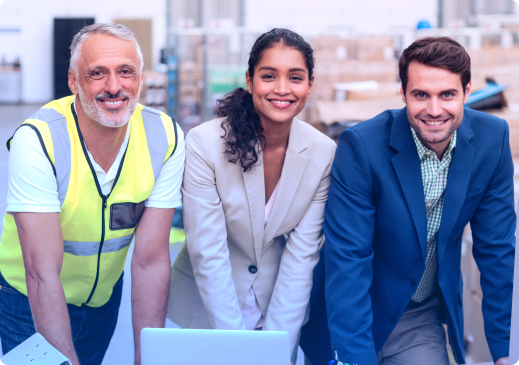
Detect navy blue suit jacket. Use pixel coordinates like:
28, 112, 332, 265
302, 107, 515, 365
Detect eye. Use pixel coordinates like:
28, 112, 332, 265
443, 92, 453, 98
416, 93, 426, 99
290, 75, 304, 81
261, 74, 274, 80
90, 70, 105, 79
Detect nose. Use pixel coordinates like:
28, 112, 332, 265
274, 77, 290, 95
426, 96, 442, 117
105, 71, 123, 96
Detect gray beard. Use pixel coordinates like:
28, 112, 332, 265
77, 83, 141, 128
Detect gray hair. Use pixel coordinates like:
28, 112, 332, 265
69, 23, 144, 75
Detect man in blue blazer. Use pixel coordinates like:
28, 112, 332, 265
317, 37, 515, 365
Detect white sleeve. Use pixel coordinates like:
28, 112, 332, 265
6, 126, 61, 214
145, 124, 185, 209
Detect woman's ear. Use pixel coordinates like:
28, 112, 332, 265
307, 74, 315, 98
246, 70, 253, 94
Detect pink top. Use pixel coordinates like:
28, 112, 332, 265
240, 180, 280, 330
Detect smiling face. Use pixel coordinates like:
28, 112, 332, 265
68, 34, 143, 128
246, 43, 313, 127
402, 61, 471, 156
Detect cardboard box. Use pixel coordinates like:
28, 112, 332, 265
486, 108, 519, 157
316, 97, 404, 124
468, 48, 519, 69
345, 82, 401, 101
113, 19, 153, 70
308, 36, 398, 125
313, 36, 394, 62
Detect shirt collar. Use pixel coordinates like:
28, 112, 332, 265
410, 127, 457, 161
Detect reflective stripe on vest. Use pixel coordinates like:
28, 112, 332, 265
44, 110, 71, 206
142, 106, 170, 182
64, 234, 133, 256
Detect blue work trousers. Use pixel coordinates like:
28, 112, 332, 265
0, 271, 123, 365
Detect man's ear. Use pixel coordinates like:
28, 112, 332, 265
400, 86, 406, 104
68, 69, 79, 95
463, 80, 472, 104
245, 70, 252, 94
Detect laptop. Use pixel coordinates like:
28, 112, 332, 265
141, 328, 290, 365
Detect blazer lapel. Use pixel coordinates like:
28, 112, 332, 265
242, 149, 266, 264
390, 108, 428, 260
437, 115, 475, 263
263, 118, 310, 252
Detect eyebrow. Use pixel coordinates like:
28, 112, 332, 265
409, 88, 458, 94
118, 64, 137, 69
87, 63, 137, 71
257, 66, 307, 73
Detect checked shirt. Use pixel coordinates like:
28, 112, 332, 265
410, 128, 457, 303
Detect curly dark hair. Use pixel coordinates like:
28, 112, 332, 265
214, 28, 315, 172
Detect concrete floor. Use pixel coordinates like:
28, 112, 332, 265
0, 103, 304, 364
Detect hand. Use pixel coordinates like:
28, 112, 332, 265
495, 357, 509, 365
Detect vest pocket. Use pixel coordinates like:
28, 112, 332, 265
110, 200, 146, 230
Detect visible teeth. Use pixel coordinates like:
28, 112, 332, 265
423, 120, 445, 126
272, 100, 291, 104
104, 101, 122, 105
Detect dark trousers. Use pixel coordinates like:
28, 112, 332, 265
0, 271, 123, 365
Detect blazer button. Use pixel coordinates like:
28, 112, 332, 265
410, 279, 416, 287
389, 315, 396, 324
248, 265, 258, 274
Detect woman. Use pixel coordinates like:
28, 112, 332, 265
167, 28, 336, 362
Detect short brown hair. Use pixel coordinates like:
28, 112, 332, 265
399, 37, 471, 94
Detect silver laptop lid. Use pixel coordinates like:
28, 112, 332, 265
141, 328, 290, 365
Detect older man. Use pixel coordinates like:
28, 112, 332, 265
0, 23, 184, 365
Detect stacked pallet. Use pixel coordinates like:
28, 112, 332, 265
467, 47, 519, 157
312, 36, 397, 103
308, 36, 399, 126
179, 60, 203, 129
139, 71, 168, 114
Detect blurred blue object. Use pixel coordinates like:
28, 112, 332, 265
172, 206, 183, 228
466, 80, 508, 110
167, 54, 178, 118
416, 20, 432, 29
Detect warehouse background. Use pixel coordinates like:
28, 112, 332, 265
1, 0, 519, 364
0, 0, 439, 104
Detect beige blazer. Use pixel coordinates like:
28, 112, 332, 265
167, 117, 336, 351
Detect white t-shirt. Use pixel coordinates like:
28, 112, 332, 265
6, 103, 185, 213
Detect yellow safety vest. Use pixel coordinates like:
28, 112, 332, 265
0, 95, 177, 307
